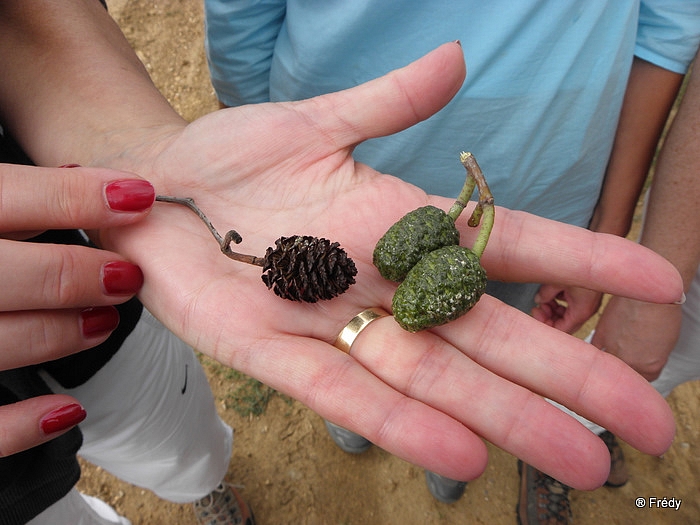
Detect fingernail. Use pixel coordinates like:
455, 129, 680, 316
101, 261, 144, 295
40, 403, 87, 435
59, 164, 81, 168
454, 39, 462, 47
80, 306, 120, 338
105, 179, 155, 212
674, 292, 687, 305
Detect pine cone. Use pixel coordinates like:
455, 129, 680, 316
261, 235, 358, 302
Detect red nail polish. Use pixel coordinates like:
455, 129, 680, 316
101, 261, 144, 295
40, 403, 87, 435
59, 163, 81, 168
80, 306, 120, 338
105, 179, 155, 212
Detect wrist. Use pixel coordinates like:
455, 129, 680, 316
85, 121, 186, 190
588, 217, 633, 238
587, 204, 634, 237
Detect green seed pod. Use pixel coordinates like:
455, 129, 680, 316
392, 245, 487, 332
373, 205, 460, 282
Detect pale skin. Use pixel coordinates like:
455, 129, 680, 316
0, 0, 686, 488
0, 165, 154, 455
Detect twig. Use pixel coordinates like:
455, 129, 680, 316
155, 195, 264, 266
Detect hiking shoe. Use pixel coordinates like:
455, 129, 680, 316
324, 420, 372, 454
424, 470, 468, 504
600, 431, 629, 487
517, 461, 572, 525
193, 482, 255, 525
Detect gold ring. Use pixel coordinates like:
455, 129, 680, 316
334, 307, 390, 353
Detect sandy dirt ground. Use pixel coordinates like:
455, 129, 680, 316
76, 2, 700, 523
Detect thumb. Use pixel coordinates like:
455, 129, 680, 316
307, 42, 466, 147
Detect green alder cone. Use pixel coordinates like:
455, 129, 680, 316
392, 245, 487, 332
373, 205, 460, 282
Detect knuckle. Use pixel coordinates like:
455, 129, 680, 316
51, 177, 86, 226
41, 247, 90, 306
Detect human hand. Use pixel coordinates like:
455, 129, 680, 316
532, 283, 604, 333
591, 297, 682, 381
98, 43, 683, 489
0, 163, 153, 456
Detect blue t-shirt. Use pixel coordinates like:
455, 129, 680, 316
205, 0, 700, 227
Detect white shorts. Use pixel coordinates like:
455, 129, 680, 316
27, 490, 132, 525
31, 308, 232, 524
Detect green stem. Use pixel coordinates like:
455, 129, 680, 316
155, 195, 265, 266
458, 152, 494, 259
447, 169, 476, 222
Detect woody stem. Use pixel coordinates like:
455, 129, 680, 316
155, 195, 265, 266
458, 152, 494, 259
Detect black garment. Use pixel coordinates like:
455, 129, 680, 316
0, 131, 143, 523
0, 370, 82, 525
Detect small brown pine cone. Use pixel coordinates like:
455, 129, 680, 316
261, 235, 358, 302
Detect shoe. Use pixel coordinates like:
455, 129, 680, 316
517, 461, 572, 525
324, 420, 372, 454
424, 470, 467, 504
600, 431, 629, 487
193, 482, 255, 525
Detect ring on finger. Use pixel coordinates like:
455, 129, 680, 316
334, 307, 390, 354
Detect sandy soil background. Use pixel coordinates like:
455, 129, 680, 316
76, 2, 700, 523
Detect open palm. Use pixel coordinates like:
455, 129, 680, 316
101, 44, 682, 488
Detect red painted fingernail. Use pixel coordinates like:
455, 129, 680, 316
40, 403, 87, 435
59, 164, 81, 168
101, 261, 144, 295
80, 306, 120, 338
104, 179, 155, 212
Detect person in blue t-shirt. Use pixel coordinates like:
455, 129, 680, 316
205, 1, 700, 521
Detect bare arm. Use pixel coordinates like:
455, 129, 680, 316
590, 57, 684, 236
637, 62, 700, 286
0, 0, 185, 168
593, 55, 700, 380
533, 57, 684, 332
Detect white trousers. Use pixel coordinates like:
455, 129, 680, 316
554, 264, 700, 436
28, 309, 233, 524
27, 491, 132, 525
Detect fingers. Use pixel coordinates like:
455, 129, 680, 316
0, 242, 143, 310
530, 285, 567, 328
531, 285, 604, 333
0, 395, 85, 458
215, 297, 617, 487
0, 164, 151, 370
308, 42, 466, 146
0, 163, 155, 233
235, 333, 489, 482
0, 307, 119, 370
342, 313, 614, 489
462, 207, 684, 305
332, 297, 674, 488
434, 296, 676, 457
246, 308, 621, 488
